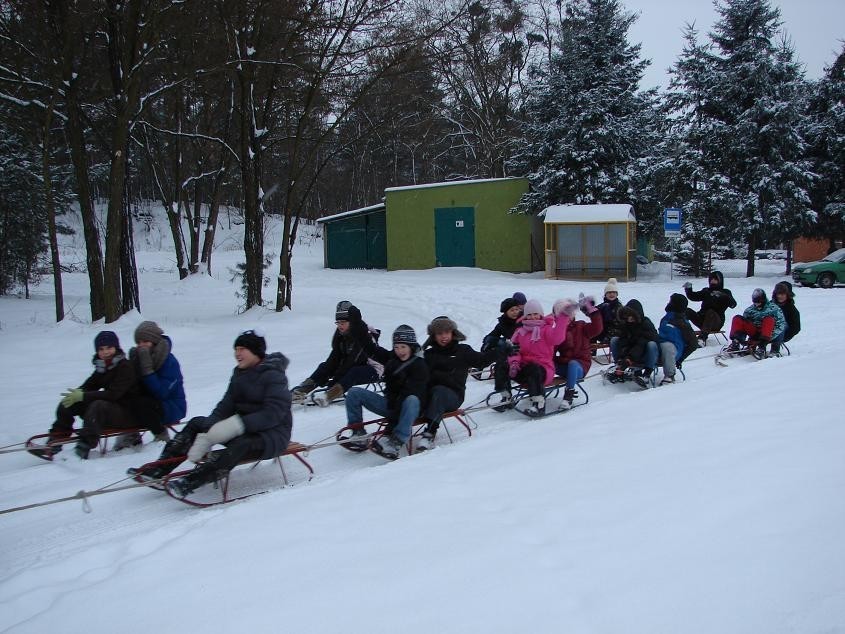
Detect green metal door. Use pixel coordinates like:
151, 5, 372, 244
326, 217, 366, 268
435, 207, 475, 267
365, 212, 387, 268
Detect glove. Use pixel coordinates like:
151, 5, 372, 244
60, 388, 84, 408
683, 282, 693, 290
578, 293, 597, 315
496, 338, 517, 356
136, 346, 154, 376
187, 414, 245, 463
508, 358, 521, 379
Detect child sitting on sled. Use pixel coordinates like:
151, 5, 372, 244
657, 294, 699, 385
609, 299, 660, 387
492, 298, 570, 417
129, 330, 293, 498
726, 289, 786, 358
553, 295, 603, 409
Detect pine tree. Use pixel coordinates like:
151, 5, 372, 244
511, 0, 657, 213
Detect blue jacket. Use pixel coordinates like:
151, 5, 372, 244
132, 336, 187, 424
658, 312, 698, 363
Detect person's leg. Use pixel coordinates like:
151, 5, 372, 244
423, 386, 461, 436
701, 309, 724, 334
49, 401, 86, 439
78, 401, 137, 446
729, 315, 750, 342
643, 341, 659, 372
686, 308, 704, 330
659, 342, 676, 378
309, 362, 333, 387
758, 316, 775, 341
493, 360, 513, 393
516, 363, 545, 396
565, 360, 584, 390
609, 336, 621, 363
344, 387, 388, 426
337, 365, 379, 391
393, 395, 421, 443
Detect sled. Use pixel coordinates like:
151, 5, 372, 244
296, 380, 384, 408
469, 364, 495, 381
334, 409, 475, 457
601, 364, 659, 388
22, 423, 180, 461
715, 340, 790, 366
589, 342, 613, 365
486, 376, 590, 418
693, 329, 728, 346
130, 441, 315, 508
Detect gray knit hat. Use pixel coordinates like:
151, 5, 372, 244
134, 321, 164, 344
392, 324, 418, 347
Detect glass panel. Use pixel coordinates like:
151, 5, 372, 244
606, 224, 626, 275
556, 225, 582, 274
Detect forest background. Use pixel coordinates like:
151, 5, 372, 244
1, 0, 843, 323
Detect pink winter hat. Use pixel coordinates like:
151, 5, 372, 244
523, 299, 544, 316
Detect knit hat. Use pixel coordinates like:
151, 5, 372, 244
392, 324, 418, 347
523, 299, 544, 316
665, 293, 688, 314
427, 316, 466, 341
134, 320, 164, 344
604, 278, 619, 295
751, 288, 767, 305
234, 329, 266, 358
94, 330, 120, 350
500, 297, 520, 313
512, 292, 527, 306
335, 300, 353, 321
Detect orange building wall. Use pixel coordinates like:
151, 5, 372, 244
793, 237, 829, 263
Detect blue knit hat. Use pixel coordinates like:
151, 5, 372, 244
94, 331, 120, 350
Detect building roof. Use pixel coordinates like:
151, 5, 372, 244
384, 177, 525, 193
317, 202, 385, 224
540, 204, 635, 224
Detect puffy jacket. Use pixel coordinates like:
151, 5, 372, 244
130, 336, 187, 424
425, 340, 497, 403
371, 346, 430, 419
554, 310, 603, 375
684, 271, 737, 316
509, 313, 570, 385
323, 318, 379, 379
205, 352, 292, 459
658, 312, 699, 364
79, 350, 142, 405
615, 299, 659, 363
742, 300, 786, 340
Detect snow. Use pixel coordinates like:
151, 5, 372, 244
317, 202, 385, 223
384, 177, 525, 192
1, 207, 844, 633
541, 204, 636, 223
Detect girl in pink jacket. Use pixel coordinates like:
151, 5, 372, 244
493, 299, 569, 417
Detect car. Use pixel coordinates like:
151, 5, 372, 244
792, 248, 845, 288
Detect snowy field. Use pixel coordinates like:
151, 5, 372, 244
1, 211, 844, 633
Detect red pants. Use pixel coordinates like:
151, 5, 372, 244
729, 315, 774, 341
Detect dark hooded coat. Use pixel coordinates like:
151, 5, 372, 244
615, 299, 659, 363
684, 271, 737, 318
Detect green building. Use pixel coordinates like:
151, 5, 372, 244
318, 177, 536, 272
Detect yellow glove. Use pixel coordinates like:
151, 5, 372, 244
60, 388, 84, 408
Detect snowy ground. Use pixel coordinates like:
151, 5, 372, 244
1, 212, 844, 633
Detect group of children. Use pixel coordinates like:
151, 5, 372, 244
29, 273, 802, 497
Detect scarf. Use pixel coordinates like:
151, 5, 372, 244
519, 318, 546, 342
93, 352, 126, 374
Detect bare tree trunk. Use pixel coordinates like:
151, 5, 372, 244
120, 196, 140, 313
42, 90, 64, 321
190, 182, 201, 273
746, 228, 757, 277
201, 167, 226, 274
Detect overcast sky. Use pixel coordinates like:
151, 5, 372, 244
624, 0, 844, 90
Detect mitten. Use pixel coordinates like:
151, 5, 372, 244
553, 299, 578, 317
60, 388, 83, 408
136, 346, 154, 376
578, 294, 597, 315
683, 282, 693, 290
508, 358, 521, 379
187, 414, 245, 463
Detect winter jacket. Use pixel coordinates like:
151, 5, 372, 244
129, 336, 187, 424
79, 351, 142, 406
554, 310, 604, 375
774, 298, 801, 342
480, 314, 520, 352
658, 311, 699, 364
509, 313, 570, 385
371, 346, 430, 419
322, 317, 379, 380
742, 300, 786, 340
424, 340, 498, 403
205, 352, 292, 459
595, 297, 622, 341
684, 271, 737, 317
615, 299, 659, 363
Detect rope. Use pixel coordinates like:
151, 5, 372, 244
0, 478, 165, 516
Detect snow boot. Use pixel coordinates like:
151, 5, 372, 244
524, 396, 545, 418
113, 432, 143, 451
634, 368, 653, 388
561, 388, 577, 410
74, 439, 94, 460
291, 378, 317, 404
372, 434, 403, 460
415, 431, 435, 453
659, 374, 676, 386
127, 429, 193, 481
769, 341, 782, 357
314, 383, 344, 407
492, 389, 513, 412
165, 462, 222, 498
725, 339, 741, 353
340, 426, 369, 451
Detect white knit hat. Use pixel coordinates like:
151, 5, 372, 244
604, 278, 619, 295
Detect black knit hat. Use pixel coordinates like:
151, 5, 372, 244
94, 330, 120, 350
392, 324, 418, 347
234, 329, 266, 358
751, 288, 766, 305
665, 293, 688, 314
335, 300, 353, 321
500, 297, 519, 313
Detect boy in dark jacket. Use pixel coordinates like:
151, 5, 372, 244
683, 270, 737, 345
291, 300, 380, 406
30, 331, 146, 460
115, 321, 187, 450
343, 325, 429, 460
129, 330, 293, 498
418, 316, 500, 452
771, 281, 800, 353
480, 297, 523, 352
609, 299, 660, 387
657, 294, 699, 385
